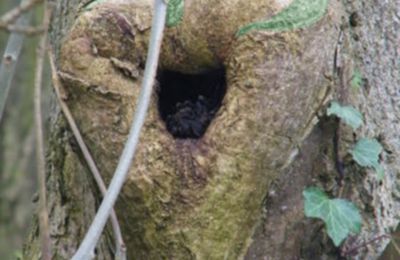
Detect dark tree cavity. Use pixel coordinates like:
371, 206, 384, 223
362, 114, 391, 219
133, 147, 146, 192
157, 68, 226, 139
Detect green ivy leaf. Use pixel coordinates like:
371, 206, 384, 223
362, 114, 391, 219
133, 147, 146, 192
237, 0, 329, 36
14, 250, 23, 260
350, 138, 384, 177
167, 0, 184, 27
351, 69, 363, 89
350, 138, 382, 167
83, 0, 107, 11
303, 187, 362, 246
327, 101, 363, 130
374, 163, 385, 180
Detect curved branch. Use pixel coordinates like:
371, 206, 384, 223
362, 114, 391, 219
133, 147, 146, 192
71, 0, 167, 259
48, 51, 126, 259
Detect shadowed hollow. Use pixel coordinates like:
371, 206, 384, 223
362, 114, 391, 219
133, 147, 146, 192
157, 68, 227, 139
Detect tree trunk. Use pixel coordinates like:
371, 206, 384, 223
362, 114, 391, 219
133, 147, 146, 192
24, 0, 400, 259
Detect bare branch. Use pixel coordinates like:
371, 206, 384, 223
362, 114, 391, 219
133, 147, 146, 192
0, 0, 32, 124
391, 237, 400, 256
48, 50, 126, 260
0, 0, 43, 26
1, 24, 45, 35
33, 2, 52, 259
71, 0, 168, 258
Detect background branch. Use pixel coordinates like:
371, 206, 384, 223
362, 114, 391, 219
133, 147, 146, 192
0, 0, 32, 123
1, 24, 44, 35
0, 0, 42, 27
33, 2, 52, 259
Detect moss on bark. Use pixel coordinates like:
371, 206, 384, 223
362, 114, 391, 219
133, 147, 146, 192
49, 1, 340, 258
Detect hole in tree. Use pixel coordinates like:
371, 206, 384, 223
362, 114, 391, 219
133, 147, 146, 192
157, 68, 227, 139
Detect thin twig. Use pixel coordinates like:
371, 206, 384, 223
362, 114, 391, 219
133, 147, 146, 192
71, 0, 168, 258
0, 0, 42, 27
341, 234, 390, 257
1, 24, 45, 35
391, 236, 400, 256
48, 50, 126, 260
33, 2, 52, 260
0, 0, 32, 124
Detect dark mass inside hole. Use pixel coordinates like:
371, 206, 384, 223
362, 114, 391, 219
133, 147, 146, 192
157, 68, 227, 139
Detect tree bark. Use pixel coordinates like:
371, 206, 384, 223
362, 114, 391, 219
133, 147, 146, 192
24, 0, 400, 259
246, 1, 400, 259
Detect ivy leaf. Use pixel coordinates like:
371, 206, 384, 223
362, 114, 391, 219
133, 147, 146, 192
350, 138, 384, 177
350, 138, 382, 167
374, 163, 385, 180
166, 0, 184, 27
237, 0, 329, 36
327, 101, 363, 130
303, 187, 362, 246
351, 69, 363, 89
83, 0, 107, 11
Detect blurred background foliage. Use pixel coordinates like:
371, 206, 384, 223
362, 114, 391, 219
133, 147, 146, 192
0, 1, 45, 258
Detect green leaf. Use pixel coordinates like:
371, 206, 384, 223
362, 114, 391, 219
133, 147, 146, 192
83, 0, 107, 11
303, 187, 362, 246
374, 163, 385, 180
350, 138, 383, 168
327, 101, 363, 130
167, 0, 184, 27
237, 0, 329, 36
351, 69, 363, 89
350, 138, 384, 178
14, 250, 23, 259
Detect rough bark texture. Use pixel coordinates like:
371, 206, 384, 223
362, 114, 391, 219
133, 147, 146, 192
24, 0, 399, 259
246, 0, 400, 259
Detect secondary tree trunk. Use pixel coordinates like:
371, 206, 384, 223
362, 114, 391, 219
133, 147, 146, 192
24, 0, 400, 259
